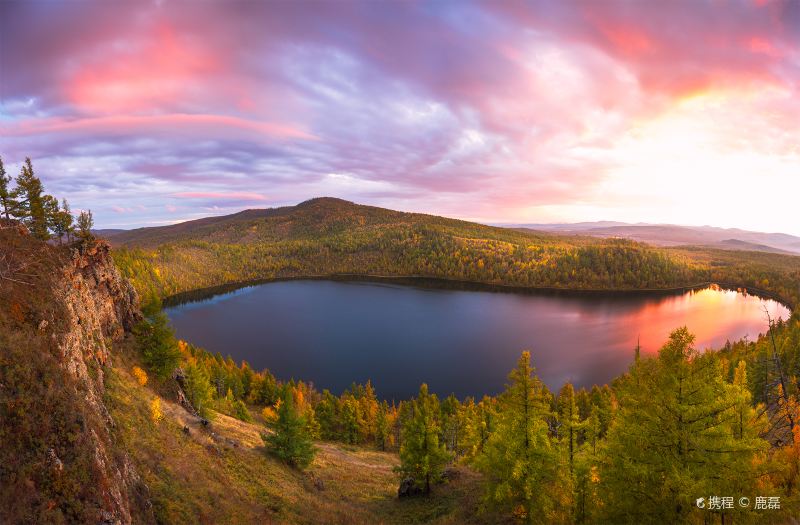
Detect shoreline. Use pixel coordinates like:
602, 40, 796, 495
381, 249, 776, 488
161, 274, 793, 312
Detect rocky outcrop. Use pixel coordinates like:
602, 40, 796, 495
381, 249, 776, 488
56, 240, 141, 393
47, 240, 151, 524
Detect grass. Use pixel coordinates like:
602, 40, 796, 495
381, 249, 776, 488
105, 346, 495, 524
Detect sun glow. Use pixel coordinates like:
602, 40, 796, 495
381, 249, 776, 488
596, 86, 800, 231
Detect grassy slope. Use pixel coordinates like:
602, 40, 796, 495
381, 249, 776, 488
106, 345, 497, 525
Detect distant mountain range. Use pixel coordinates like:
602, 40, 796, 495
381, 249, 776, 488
100, 202, 800, 256
502, 222, 800, 255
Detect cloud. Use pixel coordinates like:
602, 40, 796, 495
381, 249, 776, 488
1, 0, 799, 233
173, 192, 267, 201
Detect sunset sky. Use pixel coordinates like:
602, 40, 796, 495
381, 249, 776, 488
1, 1, 799, 233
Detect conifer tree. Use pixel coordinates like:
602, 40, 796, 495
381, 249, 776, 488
475, 351, 564, 523
76, 209, 94, 240
233, 399, 253, 422
14, 158, 49, 239
0, 155, 17, 220
133, 311, 182, 380
360, 380, 379, 441
184, 361, 213, 418
315, 390, 340, 440
50, 198, 74, 244
397, 383, 450, 495
557, 382, 580, 474
441, 393, 463, 455
263, 387, 316, 468
376, 401, 393, 451
341, 394, 364, 444
599, 328, 768, 523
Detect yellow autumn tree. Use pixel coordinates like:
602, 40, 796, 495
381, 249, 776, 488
150, 397, 164, 424
132, 366, 148, 387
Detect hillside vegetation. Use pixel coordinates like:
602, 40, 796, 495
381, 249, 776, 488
105, 351, 492, 525
110, 198, 799, 307
5, 202, 800, 524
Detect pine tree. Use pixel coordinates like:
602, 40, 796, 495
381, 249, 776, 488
441, 393, 462, 455
76, 209, 94, 240
263, 387, 316, 468
50, 199, 74, 244
316, 390, 340, 440
14, 158, 48, 239
359, 380, 379, 441
184, 361, 213, 418
475, 351, 564, 524
0, 155, 18, 220
557, 382, 580, 475
233, 399, 253, 422
397, 383, 451, 495
133, 311, 182, 380
376, 401, 393, 451
341, 394, 363, 444
599, 328, 769, 523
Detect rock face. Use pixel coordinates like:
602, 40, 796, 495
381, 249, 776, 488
57, 240, 141, 399
49, 240, 151, 524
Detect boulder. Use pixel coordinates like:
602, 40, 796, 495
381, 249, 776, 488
398, 477, 423, 498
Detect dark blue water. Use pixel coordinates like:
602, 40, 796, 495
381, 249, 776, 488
164, 280, 789, 400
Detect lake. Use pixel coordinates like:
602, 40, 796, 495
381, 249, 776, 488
164, 280, 790, 400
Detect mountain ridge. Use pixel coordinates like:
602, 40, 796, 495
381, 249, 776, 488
507, 221, 800, 254
107, 199, 800, 255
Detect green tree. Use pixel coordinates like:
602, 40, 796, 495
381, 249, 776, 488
233, 399, 253, 422
0, 155, 18, 219
76, 209, 94, 240
599, 328, 768, 523
14, 158, 48, 240
397, 383, 450, 495
376, 401, 392, 451
133, 311, 182, 380
251, 371, 278, 405
184, 361, 214, 419
341, 394, 363, 444
315, 390, 340, 440
441, 393, 463, 455
557, 382, 580, 475
263, 387, 316, 469
49, 198, 74, 244
475, 352, 564, 524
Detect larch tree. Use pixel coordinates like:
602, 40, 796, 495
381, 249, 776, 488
76, 209, 94, 240
376, 400, 393, 451
397, 383, 451, 495
133, 310, 182, 380
263, 387, 316, 469
476, 351, 566, 524
14, 158, 49, 240
598, 328, 769, 524
0, 155, 18, 220
50, 198, 74, 244
557, 382, 580, 475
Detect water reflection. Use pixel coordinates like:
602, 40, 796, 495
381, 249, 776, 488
164, 281, 789, 400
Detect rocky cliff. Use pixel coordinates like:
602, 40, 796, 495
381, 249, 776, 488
0, 225, 153, 524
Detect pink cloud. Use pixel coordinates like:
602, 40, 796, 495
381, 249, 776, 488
2, 1, 799, 233
173, 192, 268, 202
1, 114, 315, 141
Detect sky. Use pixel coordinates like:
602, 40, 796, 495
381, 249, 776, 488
1, 1, 799, 233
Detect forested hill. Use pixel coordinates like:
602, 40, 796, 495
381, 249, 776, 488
109, 197, 800, 308
110, 197, 541, 248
